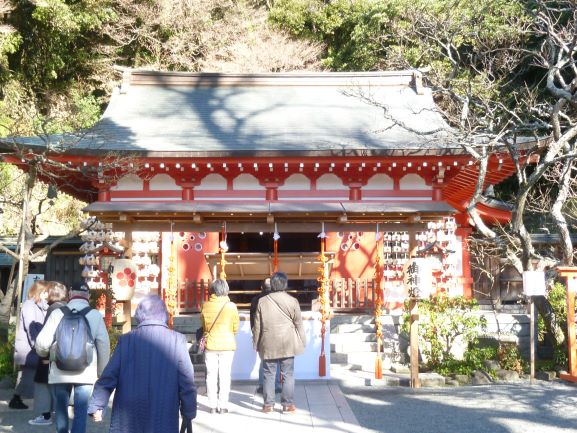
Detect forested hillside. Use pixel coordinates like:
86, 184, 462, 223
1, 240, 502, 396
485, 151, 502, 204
0, 0, 323, 137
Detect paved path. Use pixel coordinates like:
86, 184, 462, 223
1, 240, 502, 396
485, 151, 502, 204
2, 380, 577, 432
0, 382, 368, 433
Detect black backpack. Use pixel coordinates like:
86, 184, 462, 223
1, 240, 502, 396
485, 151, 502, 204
52, 306, 95, 371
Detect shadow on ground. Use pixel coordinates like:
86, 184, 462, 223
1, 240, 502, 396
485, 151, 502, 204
341, 382, 577, 433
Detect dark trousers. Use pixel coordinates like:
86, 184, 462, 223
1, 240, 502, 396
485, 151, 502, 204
262, 357, 294, 407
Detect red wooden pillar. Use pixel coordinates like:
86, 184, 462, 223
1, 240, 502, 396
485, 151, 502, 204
180, 182, 195, 201
266, 187, 278, 201
432, 185, 444, 201
456, 226, 473, 298
97, 188, 110, 202
349, 183, 362, 201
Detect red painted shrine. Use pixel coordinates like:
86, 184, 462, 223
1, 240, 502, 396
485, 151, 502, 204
5, 70, 520, 315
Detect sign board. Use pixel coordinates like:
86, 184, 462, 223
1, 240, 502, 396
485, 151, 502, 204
403, 258, 433, 299
522, 271, 546, 297
22, 274, 44, 301
568, 276, 577, 294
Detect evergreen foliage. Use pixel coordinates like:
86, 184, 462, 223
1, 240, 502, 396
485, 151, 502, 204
402, 295, 488, 372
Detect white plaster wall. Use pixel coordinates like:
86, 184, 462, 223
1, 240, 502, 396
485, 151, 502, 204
149, 173, 180, 191
364, 173, 394, 190
112, 174, 143, 191
316, 173, 347, 190
196, 173, 227, 190
233, 173, 264, 190
279, 173, 311, 191
399, 173, 431, 190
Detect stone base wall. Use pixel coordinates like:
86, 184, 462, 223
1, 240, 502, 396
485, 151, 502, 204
330, 310, 531, 363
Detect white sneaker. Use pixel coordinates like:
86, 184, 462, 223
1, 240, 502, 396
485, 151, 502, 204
28, 416, 53, 426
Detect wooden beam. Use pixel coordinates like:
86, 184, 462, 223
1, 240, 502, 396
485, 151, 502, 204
111, 221, 422, 233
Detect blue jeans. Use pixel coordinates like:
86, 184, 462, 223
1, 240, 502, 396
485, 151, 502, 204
258, 357, 282, 391
52, 383, 93, 433
263, 357, 294, 407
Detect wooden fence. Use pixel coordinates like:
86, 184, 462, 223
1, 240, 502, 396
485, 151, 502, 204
167, 272, 510, 314
331, 278, 377, 310
168, 278, 379, 313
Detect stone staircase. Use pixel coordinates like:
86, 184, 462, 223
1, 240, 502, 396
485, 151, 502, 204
173, 316, 207, 394
330, 314, 405, 374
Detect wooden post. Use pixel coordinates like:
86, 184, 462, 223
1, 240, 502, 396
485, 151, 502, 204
529, 297, 535, 385
558, 267, 577, 383
407, 221, 421, 388
564, 280, 577, 379
409, 298, 420, 388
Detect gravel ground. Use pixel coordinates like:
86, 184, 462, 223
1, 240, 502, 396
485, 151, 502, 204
340, 381, 577, 433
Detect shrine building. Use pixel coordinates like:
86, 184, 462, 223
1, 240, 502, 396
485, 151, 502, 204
5, 70, 518, 316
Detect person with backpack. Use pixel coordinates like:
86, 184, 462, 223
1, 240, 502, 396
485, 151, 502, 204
35, 281, 110, 433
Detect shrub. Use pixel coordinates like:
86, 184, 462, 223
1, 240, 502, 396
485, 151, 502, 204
436, 346, 498, 376
0, 325, 16, 384
497, 342, 526, 374
402, 295, 488, 371
109, 326, 122, 353
538, 282, 570, 370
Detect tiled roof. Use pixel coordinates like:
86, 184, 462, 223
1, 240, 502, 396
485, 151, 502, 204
14, 70, 456, 157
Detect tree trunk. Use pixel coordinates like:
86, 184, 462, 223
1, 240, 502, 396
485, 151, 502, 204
0, 165, 36, 342
534, 295, 566, 348
551, 158, 574, 265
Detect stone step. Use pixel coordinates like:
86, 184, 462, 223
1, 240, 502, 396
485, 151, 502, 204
333, 323, 376, 334
331, 364, 447, 388
331, 351, 395, 369
330, 364, 411, 387
330, 315, 375, 326
331, 340, 378, 353
330, 332, 377, 343
173, 316, 202, 334
189, 352, 206, 364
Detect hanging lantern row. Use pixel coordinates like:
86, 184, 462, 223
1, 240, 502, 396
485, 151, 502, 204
80, 217, 124, 253
219, 222, 229, 280
317, 222, 329, 377
273, 223, 280, 272
373, 225, 384, 379
165, 223, 177, 329
131, 231, 161, 293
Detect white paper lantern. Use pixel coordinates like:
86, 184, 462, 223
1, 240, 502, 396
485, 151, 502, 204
110, 259, 138, 301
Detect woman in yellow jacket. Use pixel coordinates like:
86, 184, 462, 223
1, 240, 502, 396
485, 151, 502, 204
200, 279, 239, 414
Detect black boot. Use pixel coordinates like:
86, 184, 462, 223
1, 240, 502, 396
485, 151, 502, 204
9, 394, 28, 409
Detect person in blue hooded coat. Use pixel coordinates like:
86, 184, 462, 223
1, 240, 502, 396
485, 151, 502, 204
88, 295, 197, 433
